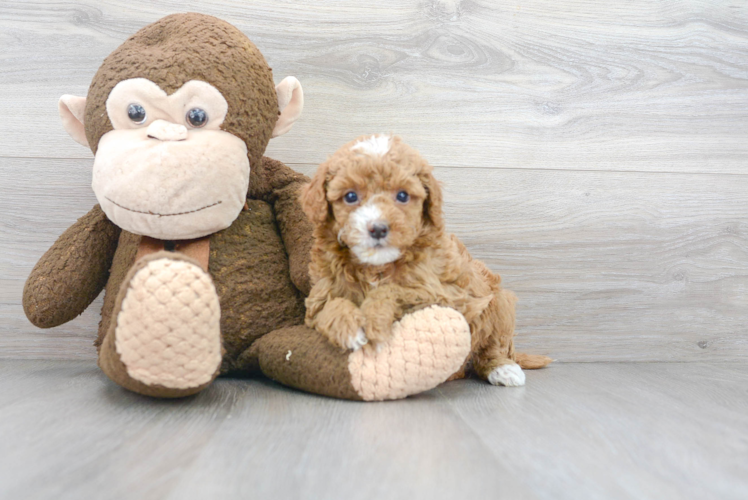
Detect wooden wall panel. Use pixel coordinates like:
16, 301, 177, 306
0, 1, 746, 172
2, 159, 746, 361
1, 0, 747, 361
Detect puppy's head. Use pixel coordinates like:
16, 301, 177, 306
301, 134, 444, 266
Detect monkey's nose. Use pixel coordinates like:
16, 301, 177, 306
368, 222, 389, 240
146, 119, 188, 141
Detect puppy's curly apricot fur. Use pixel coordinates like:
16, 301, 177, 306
301, 135, 551, 382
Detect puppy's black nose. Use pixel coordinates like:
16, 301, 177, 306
369, 223, 389, 240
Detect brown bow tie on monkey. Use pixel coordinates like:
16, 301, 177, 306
22, 13, 477, 401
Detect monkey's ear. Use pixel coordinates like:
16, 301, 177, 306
58, 95, 89, 147
272, 77, 304, 138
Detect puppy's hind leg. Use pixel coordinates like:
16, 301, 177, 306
471, 290, 525, 387
473, 337, 525, 387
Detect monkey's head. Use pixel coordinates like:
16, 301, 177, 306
58, 13, 303, 240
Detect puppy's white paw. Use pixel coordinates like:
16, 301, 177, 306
346, 328, 369, 351
488, 364, 526, 387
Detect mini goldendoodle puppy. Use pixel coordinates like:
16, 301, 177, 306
300, 134, 551, 386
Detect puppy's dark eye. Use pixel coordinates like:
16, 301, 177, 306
396, 190, 410, 203
127, 103, 146, 124
344, 191, 359, 205
186, 108, 208, 128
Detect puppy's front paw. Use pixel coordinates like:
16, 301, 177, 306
360, 299, 396, 347
363, 314, 395, 346
346, 328, 369, 351
318, 300, 366, 351
488, 364, 526, 387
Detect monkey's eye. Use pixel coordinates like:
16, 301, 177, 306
186, 108, 208, 128
396, 191, 410, 203
344, 191, 359, 205
127, 104, 146, 124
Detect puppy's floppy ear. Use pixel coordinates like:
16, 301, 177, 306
419, 165, 445, 230
301, 163, 330, 225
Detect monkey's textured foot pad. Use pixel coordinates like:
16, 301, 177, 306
348, 305, 471, 401
113, 256, 222, 390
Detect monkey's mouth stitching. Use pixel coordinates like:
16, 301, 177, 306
105, 197, 222, 217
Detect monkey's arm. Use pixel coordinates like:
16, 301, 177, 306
23, 205, 121, 328
253, 156, 314, 296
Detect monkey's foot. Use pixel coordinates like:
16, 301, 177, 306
348, 305, 471, 401
99, 251, 222, 398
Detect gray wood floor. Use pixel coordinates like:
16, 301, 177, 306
1, 360, 746, 500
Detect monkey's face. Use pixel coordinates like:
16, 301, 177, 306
91, 78, 249, 240
58, 14, 305, 240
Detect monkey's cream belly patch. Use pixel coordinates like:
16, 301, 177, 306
114, 258, 222, 389
348, 305, 471, 401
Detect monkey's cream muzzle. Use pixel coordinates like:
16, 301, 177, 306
93, 129, 249, 240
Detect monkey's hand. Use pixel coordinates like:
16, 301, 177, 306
23, 205, 121, 328
308, 297, 367, 351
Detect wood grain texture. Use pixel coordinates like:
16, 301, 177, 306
0, 360, 746, 500
1, 1, 747, 361
3, 159, 747, 361
0, 0, 747, 173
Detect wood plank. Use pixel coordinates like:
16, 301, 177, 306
434, 166, 748, 362
1, 360, 746, 500
165, 378, 533, 500
2, 158, 747, 361
0, 359, 534, 500
0, 360, 241, 500
437, 362, 748, 500
0, 157, 101, 360
0, 0, 747, 173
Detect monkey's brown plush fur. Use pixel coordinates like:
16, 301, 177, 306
302, 135, 552, 384
23, 15, 312, 394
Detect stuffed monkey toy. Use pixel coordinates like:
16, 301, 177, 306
23, 13, 472, 400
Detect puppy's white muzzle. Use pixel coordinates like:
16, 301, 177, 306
347, 201, 401, 266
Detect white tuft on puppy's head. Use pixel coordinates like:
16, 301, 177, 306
351, 134, 391, 157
